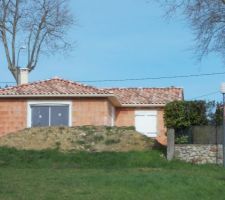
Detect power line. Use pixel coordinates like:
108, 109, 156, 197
0, 71, 225, 84
0, 82, 16, 84
78, 72, 225, 83
191, 91, 220, 100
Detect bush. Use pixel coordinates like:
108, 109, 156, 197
164, 100, 208, 130
212, 103, 223, 126
175, 135, 189, 144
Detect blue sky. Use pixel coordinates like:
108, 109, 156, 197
0, 0, 224, 101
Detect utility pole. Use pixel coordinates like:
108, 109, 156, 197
220, 83, 225, 167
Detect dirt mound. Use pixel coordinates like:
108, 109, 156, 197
0, 126, 155, 152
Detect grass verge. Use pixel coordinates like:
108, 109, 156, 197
0, 147, 225, 200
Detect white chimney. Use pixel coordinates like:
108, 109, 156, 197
17, 68, 29, 85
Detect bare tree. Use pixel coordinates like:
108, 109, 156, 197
159, 0, 225, 60
0, 0, 74, 83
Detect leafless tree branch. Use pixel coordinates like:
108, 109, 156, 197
159, 0, 225, 60
0, 0, 74, 83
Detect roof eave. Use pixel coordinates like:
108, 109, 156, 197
0, 94, 115, 98
120, 104, 166, 107
0, 94, 122, 107
0, 94, 118, 99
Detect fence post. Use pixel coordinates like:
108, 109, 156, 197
167, 129, 175, 161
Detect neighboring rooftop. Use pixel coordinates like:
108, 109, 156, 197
105, 88, 183, 105
0, 77, 183, 106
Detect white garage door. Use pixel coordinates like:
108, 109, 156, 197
135, 110, 157, 137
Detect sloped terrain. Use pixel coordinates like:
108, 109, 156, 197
0, 126, 155, 152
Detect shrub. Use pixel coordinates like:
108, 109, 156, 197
212, 103, 223, 126
164, 100, 208, 130
175, 135, 189, 144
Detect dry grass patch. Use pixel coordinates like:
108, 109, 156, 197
0, 126, 155, 152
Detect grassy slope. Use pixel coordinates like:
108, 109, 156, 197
0, 148, 225, 200
0, 126, 154, 152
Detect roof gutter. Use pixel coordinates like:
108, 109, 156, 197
0, 94, 122, 107
120, 104, 166, 107
0, 95, 178, 108
0, 94, 114, 98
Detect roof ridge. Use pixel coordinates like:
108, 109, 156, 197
0, 77, 114, 96
0, 77, 67, 92
50, 77, 108, 92
104, 87, 183, 90
0, 78, 51, 92
0, 77, 108, 92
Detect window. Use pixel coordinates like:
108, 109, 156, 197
27, 101, 72, 127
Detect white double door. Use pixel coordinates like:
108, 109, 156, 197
135, 110, 157, 137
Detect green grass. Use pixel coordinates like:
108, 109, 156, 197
0, 147, 225, 200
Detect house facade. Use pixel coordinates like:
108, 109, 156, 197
0, 73, 183, 142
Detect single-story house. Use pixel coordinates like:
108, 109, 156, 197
0, 69, 183, 143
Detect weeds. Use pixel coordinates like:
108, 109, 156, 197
105, 139, 121, 145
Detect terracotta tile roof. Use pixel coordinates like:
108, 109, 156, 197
105, 87, 183, 105
0, 77, 112, 96
0, 77, 183, 106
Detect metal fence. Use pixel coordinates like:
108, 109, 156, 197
175, 126, 223, 144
